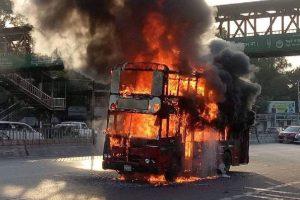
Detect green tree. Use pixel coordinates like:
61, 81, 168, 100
252, 57, 292, 113
216, 27, 228, 39
286, 67, 300, 111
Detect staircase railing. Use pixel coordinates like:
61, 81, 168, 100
1, 106, 34, 121
0, 102, 22, 120
1, 73, 66, 110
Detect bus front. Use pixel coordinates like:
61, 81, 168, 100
102, 63, 180, 177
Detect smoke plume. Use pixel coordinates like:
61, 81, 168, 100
11, 0, 260, 108
209, 39, 261, 132
12, 0, 214, 82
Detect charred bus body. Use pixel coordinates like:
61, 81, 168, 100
102, 62, 252, 181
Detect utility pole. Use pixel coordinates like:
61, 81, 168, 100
298, 80, 300, 113
91, 81, 95, 129
298, 80, 300, 125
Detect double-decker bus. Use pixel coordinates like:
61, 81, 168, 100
102, 62, 252, 181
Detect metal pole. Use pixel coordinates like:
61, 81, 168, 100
64, 80, 67, 99
91, 81, 95, 129
64, 80, 67, 110
297, 80, 300, 114
298, 80, 300, 125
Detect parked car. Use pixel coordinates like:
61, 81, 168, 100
265, 127, 284, 135
52, 123, 80, 138
56, 122, 93, 137
61, 121, 89, 128
0, 132, 9, 140
0, 121, 43, 140
278, 126, 300, 143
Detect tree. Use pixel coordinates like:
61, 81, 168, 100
285, 67, 300, 111
0, 0, 26, 27
216, 27, 228, 39
252, 57, 293, 113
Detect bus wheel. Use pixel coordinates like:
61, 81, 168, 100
223, 151, 231, 173
164, 158, 181, 182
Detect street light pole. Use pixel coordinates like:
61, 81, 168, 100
298, 80, 300, 125
298, 80, 300, 112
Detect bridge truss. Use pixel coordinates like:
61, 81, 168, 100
0, 0, 32, 54
216, 0, 300, 57
216, 0, 300, 38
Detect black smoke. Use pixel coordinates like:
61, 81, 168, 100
14, 0, 214, 81
210, 40, 261, 132
177, 39, 261, 133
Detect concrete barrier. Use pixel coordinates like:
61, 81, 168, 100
0, 134, 105, 158
0, 144, 100, 158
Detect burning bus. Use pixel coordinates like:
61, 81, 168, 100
14, 0, 259, 182
102, 62, 254, 182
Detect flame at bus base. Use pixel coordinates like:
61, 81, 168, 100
118, 173, 218, 185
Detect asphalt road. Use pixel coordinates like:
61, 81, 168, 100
0, 143, 299, 200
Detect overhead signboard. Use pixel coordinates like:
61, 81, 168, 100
229, 32, 300, 57
0, 54, 64, 71
267, 101, 295, 114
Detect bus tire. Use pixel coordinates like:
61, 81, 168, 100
164, 157, 181, 182
223, 151, 231, 173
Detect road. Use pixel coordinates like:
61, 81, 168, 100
0, 143, 299, 200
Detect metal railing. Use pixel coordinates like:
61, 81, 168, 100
229, 29, 300, 38
256, 113, 299, 122
1, 73, 66, 110
250, 132, 278, 144
0, 102, 22, 120
0, 128, 95, 146
1, 106, 35, 122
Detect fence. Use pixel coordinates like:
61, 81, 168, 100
0, 128, 95, 146
250, 132, 279, 144
0, 127, 280, 146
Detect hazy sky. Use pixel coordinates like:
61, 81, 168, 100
206, 0, 299, 68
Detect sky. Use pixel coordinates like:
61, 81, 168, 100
205, 0, 300, 69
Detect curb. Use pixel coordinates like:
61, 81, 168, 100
0, 143, 103, 158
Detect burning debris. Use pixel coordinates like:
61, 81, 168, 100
12, 0, 261, 183
118, 173, 217, 186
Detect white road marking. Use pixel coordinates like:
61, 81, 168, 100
220, 182, 300, 200
248, 194, 282, 200
245, 187, 300, 195
262, 193, 300, 200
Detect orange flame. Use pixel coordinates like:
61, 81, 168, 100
122, 113, 159, 140
120, 174, 218, 185
134, 12, 179, 69
120, 70, 153, 95
108, 8, 223, 182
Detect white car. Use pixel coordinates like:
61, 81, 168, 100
0, 121, 43, 140
58, 121, 93, 137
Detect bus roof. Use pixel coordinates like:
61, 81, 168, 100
113, 62, 204, 77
